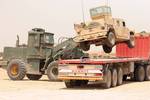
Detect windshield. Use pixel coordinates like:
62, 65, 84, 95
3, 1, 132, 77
44, 33, 54, 45
90, 6, 111, 17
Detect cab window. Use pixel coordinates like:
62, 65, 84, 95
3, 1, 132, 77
122, 21, 126, 27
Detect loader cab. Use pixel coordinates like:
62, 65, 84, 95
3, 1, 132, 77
28, 28, 54, 48
90, 6, 112, 20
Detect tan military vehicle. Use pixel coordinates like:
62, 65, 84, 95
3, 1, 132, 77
74, 6, 135, 53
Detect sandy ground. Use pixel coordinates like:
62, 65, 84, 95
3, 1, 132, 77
0, 68, 150, 100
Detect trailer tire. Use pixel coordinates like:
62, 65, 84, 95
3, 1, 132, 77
103, 69, 111, 89
47, 61, 59, 81
117, 67, 123, 85
7, 59, 26, 80
111, 68, 118, 87
145, 65, 150, 81
102, 45, 112, 53
135, 66, 145, 82
26, 74, 42, 80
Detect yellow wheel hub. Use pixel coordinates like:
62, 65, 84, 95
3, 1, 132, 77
10, 64, 19, 76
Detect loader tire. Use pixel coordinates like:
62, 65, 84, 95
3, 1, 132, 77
7, 59, 26, 80
26, 74, 42, 80
47, 61, 59, 81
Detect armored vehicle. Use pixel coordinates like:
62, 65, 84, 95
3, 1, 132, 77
2, 28, 85, 81
74, 6, 135, 53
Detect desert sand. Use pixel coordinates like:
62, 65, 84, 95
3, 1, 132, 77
0, 68, 150, 100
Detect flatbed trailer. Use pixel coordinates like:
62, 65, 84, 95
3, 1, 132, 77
58, 35, 150, 88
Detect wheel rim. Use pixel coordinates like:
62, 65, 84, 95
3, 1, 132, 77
52, 66, 58, 76
10, 64, 19, 76
108, 32, 115, 46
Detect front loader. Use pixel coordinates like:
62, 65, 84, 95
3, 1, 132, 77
2, 28, 85, 81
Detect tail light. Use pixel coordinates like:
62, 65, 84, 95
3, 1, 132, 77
95, 73, 103, 76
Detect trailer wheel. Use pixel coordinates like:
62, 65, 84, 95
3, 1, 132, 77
102, 45, 112, 53
80, 42, 90, 51
26, 74, 42, 80
117, 67, 123, 85
107, 32, 115, 47
7, 59, 26, 80
111, 68, 118, 87
103, 69, 111, 89
135, 66, 145, 82
47, 61, 59, 81
145, 65, 150, 81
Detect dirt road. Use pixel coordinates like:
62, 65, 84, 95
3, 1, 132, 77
0, 68, 150, 100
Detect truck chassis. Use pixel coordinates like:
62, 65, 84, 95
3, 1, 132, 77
58, 57, 150, 88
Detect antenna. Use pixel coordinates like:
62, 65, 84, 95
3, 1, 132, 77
81, 0, 85, 22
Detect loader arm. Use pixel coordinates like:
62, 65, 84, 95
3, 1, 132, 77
52, 38, 78, 57
42, 38, 80, 71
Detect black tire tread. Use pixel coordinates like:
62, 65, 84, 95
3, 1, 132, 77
103, 69, 111, 89
111, 68, 118, 87
7, 59, 26, 80
47, 61, 59, 81
145, 65, 150, 81
135, 66, 145, 82
117, 67, 123, 86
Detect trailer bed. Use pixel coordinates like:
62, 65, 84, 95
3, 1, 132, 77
59, 57, 146, 65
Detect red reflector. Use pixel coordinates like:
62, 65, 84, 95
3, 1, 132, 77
95, 73, 102, 76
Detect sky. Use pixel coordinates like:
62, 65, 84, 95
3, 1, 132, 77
0, 0, 150, 52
